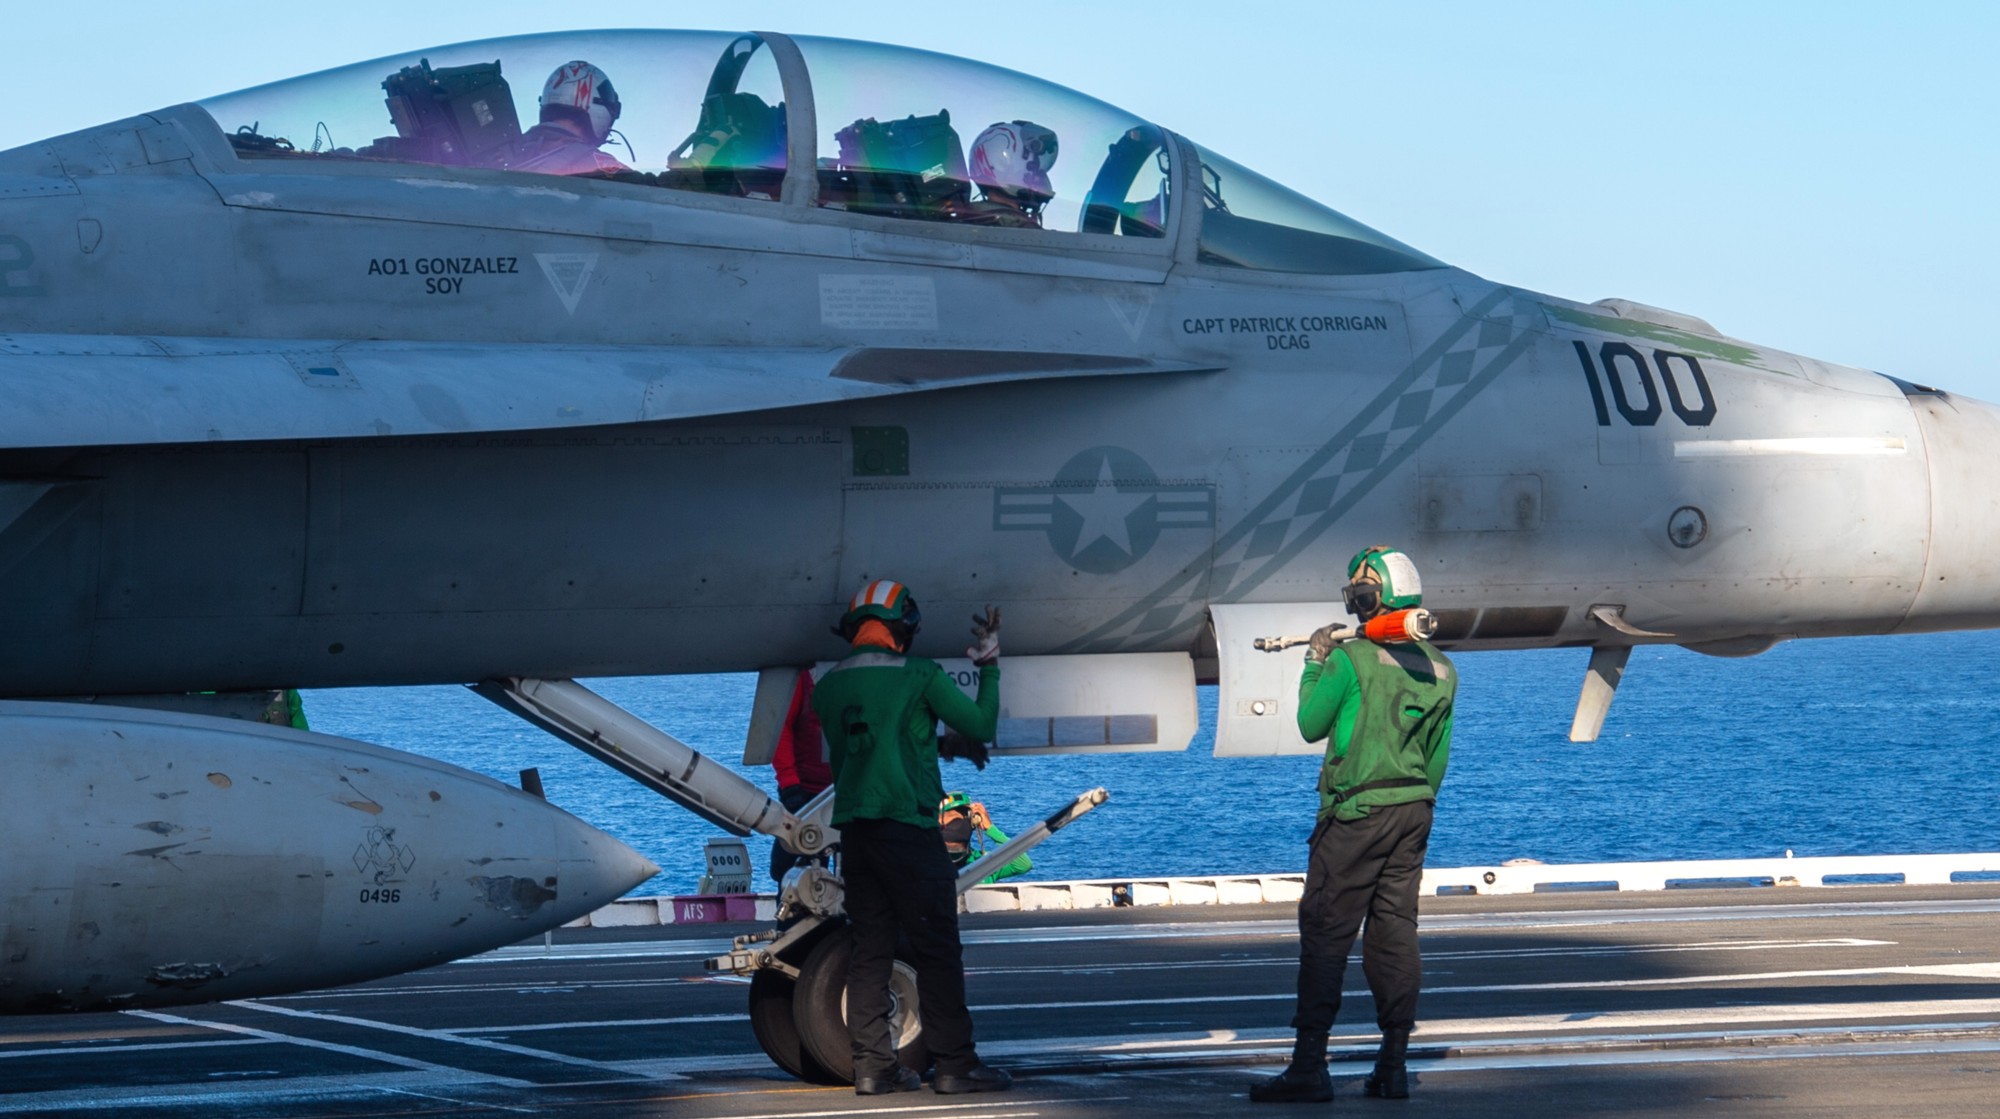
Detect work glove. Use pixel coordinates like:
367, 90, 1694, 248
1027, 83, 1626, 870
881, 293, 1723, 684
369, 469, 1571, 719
966, 605, 1002, 665
939, 730, 991, 770
1306, 622, 1346, 664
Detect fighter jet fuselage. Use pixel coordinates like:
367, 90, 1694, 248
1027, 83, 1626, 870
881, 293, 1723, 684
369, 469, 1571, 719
1, 27, 1996, 1016
1, 98, 1993, 694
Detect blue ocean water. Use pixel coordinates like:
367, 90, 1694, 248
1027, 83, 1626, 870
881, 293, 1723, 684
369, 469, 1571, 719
301, 631, 2000, 897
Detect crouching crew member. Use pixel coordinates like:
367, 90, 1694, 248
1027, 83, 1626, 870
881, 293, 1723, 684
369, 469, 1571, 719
811, 581, 1012, 1096
1253, 546, 1457, 1104
938, 788, 1033, 883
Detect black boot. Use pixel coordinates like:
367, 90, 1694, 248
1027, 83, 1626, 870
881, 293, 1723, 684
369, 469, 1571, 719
1250, 1031, 1333, 1103
1362, 1027, 1410, 1099
854, 1067, 922, 1095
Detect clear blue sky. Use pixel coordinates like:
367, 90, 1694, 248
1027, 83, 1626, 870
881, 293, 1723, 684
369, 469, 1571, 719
8, 2, 1996, 397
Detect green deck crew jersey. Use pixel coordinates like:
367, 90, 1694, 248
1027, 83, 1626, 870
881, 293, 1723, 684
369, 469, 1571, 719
1296, 638, 1455, 823
811, 647, 1000, 829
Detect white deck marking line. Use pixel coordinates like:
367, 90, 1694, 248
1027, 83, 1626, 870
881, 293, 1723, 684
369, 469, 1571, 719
1424, 959, 2000, 995
452, 897, 2000, 964
122, 1009, 526, 1086
373, 1085, 535, 1114
598, 1009, 2000, 1077
441, 943, 1902, 1036
446, 995, 2000, 1047
0, 1068, 532, 1115
1377, 1034, 2000, 1074
979, 1002, 2000, 1058
970, 959, 2000, 1012
973, 937, 1895, 976
697, 1100, 1110, 1119
1422, 936, 1892, 959
344, 939, 1868, 1010
442, 976, 2000, 1040
450, 1013, 749, 1035
297, 936, 1900, 1005
1418, 998, 2000, 1037
1419, 897, 2000, 932
273, 977, 710, 1001
0, 1038, 268, 1060
228, 1000, 686, 1081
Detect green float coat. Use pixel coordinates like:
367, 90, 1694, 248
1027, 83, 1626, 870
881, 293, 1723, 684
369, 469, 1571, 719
1297, 638, 1456, 823
812, 647, 999, 829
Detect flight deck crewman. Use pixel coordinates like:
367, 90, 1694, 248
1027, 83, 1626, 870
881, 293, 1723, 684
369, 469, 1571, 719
1252, 546, 1456, 1104
811, 581, 1013, 1096
768, 668, 831, 884
938, 788, 1033, 883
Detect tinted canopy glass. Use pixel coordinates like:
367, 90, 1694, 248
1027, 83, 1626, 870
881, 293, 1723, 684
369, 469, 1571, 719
195, 30, 1440, 270
1192, 144, 1442, 275
796, 36, 1170, 238
199, 30, 788, 200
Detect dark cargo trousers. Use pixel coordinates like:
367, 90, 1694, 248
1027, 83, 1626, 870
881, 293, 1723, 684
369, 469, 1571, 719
1291, 799, 1434, 1033
840, 818, 979, 1077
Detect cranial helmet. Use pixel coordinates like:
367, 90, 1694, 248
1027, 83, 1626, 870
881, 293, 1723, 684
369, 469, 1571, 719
969, 121, 1059, 199
837, 579, 922, 642
540, 61, 622, 141
1343, 545, 1423, 618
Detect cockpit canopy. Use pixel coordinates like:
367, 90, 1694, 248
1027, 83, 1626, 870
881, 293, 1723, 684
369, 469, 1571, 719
198, 30, 1440, 274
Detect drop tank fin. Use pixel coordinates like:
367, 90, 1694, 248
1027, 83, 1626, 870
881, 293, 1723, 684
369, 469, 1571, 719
1569, 645, 1632, 743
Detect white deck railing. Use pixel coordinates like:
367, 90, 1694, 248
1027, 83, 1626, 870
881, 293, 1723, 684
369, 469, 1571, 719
566, 851, 2000, 926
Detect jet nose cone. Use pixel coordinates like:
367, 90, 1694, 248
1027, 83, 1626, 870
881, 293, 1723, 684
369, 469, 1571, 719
550, 811, 660, 915
1901, 387, 2000, 631
454, 788, 660, 930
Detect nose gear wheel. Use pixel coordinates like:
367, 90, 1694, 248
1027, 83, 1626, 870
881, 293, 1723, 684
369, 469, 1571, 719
791, 923, 931, 1085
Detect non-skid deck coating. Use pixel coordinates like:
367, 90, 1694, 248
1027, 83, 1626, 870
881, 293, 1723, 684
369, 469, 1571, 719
7, 885, 2000, 1117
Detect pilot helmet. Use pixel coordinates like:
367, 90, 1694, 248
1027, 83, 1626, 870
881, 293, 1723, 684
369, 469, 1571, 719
1342, 545, 1422, 617
540, 61, 622, 142
836, 579, 922, 644
970, 121, 1059, 200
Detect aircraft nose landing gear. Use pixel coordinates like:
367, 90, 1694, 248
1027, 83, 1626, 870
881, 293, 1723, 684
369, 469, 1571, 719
791, 925, 930, 1082
717, 787, 1109, 1084
473, 676, 1105, 1086
749, 955, 842, 1084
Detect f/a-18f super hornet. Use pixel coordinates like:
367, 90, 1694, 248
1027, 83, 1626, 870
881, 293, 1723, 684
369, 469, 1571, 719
2, 27, 1994, 1079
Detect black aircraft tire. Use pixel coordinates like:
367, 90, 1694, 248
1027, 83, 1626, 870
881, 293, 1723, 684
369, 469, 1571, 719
748, 967, 843, 1085
792, 926, 930, 1084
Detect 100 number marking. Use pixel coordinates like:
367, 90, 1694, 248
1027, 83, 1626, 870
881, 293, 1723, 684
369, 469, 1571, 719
1574, 341, 1717, 427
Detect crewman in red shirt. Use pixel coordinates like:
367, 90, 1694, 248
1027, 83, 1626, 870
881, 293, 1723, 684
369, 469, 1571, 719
769, 668, 832, 883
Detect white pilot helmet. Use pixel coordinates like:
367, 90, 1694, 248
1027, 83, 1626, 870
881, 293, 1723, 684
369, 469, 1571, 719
539, 61, 622, 142
969, 121, 1059, 199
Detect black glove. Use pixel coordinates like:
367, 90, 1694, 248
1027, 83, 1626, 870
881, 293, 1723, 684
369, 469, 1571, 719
938, 730, 991, 770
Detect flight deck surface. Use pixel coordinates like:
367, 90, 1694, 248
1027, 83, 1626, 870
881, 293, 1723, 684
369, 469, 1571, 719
7, 885, 2000, 1117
